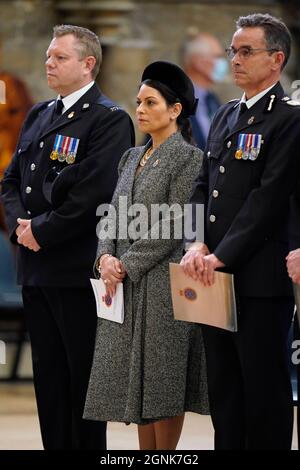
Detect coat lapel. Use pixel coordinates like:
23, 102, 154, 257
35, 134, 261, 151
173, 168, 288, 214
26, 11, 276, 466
37, 100, 55, 136
225, 82, 285, 139
39, 83, 101, 140
135, 132, 183, 179
128, 133, 184, 201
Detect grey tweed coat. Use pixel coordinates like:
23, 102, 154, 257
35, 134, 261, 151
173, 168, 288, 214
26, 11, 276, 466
84, 132, 209, 424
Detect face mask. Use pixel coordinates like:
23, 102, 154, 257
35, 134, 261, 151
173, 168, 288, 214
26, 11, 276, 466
211, 58, 228, 82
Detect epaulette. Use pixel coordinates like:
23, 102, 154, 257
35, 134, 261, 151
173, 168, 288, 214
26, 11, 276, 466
96, 94, 123, 112
228, 98, 240, 109
282, 96, 300, 106
109, 106, 121, 112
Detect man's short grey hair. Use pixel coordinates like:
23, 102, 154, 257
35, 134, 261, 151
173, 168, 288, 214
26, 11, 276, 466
53, 24, 102, 79
236, 13, 292, 70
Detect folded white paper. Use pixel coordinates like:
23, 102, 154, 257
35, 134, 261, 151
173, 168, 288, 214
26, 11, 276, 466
90, 278, 124, 324
169, 263, 237, 332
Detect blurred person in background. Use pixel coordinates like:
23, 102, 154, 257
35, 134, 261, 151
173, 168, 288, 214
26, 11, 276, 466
182, 30, 227, 150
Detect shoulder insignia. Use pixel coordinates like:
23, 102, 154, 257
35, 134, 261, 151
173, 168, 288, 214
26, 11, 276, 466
265, 94, 276, 112
286, 99, 300, 106
109, 106, 121, 112
82, 103, 90, 110
281, 96, 290, 102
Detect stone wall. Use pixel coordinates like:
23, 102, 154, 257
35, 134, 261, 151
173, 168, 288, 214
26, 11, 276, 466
1, 0, 58, 101
0, 0, 297, 139
102, 1, 283, 120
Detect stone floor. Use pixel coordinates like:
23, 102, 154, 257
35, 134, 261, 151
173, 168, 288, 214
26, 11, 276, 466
0, 383, 298, 450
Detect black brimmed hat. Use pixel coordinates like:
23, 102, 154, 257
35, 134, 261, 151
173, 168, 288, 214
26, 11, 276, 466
141, 60, 198, 117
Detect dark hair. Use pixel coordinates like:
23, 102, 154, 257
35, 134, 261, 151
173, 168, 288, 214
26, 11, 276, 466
141, 79, 195, 145
236, 13, 291, 70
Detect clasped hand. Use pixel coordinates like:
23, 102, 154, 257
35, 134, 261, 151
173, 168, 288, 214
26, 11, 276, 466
286, 248, 300, 284
101, 256, 126, 297
16, 218, 41, 252
180, 243, 224, 286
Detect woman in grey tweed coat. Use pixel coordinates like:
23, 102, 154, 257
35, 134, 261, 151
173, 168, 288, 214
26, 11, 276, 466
84, 61, 209, 449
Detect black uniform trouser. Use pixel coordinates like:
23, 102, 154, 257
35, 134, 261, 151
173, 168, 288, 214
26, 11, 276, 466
202, 296, 294, 450
22, 286, 106, 450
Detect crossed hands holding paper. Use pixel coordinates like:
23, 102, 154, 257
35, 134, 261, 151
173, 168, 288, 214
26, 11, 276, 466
100, 255, 126, 297
180, 242, 225, 285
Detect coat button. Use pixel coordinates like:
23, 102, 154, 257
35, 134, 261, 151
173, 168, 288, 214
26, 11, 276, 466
227, 141, 231, 148
18, 148, 22, 154
207, 151, 211, 157
219, 166, 225, 174
209, 214, 216, 223
30, 163, 36, 171
27, 210, 31, 215
25, 186, 32, 194
212, 189, 219, 198
40, 141, 44, 148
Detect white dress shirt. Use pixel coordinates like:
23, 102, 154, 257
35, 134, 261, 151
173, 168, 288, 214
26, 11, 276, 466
58, 81, 95, 113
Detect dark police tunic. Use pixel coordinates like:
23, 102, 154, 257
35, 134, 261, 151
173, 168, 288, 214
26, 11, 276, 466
190, 82, 300, 449
2, 83, 134, 286
1, 83, 135, 449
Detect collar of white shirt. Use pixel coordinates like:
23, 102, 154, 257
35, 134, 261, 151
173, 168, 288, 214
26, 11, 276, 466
58, 81, 95, 113
240, 82, 278, 109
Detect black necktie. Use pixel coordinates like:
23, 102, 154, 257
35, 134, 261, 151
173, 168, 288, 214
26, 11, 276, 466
237, 102, 247, 119
52, 99, 64, 121
230, 101, 247, 130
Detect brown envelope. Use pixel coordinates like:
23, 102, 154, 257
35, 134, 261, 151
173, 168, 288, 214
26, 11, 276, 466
169, 263, 237, 332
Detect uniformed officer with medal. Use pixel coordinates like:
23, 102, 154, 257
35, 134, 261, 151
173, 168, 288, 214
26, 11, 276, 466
181, 13, 300, 450
1, 25, 134, 450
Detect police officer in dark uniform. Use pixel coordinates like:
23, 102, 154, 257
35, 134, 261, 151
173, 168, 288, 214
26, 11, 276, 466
181, 13, 300, 449
1, 25, 134, 449
286, 183, 300, 450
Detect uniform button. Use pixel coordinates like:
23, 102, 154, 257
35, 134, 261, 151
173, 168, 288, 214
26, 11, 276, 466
27, 210, 31, 215
40, 141, 44, 148
18, 148, 22, 154
227, 141, 232, 148
219, 165, 225, 174
209, 214, 216, 223
207, 151, 211, 157
212, 190, 219, 198
25, 186, 32, 194
30, 163, 36, 171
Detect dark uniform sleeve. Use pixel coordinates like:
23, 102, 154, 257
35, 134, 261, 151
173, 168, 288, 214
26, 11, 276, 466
31, 109, 133, 248
289, 180, 300, 251
1, 104, 41, 243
